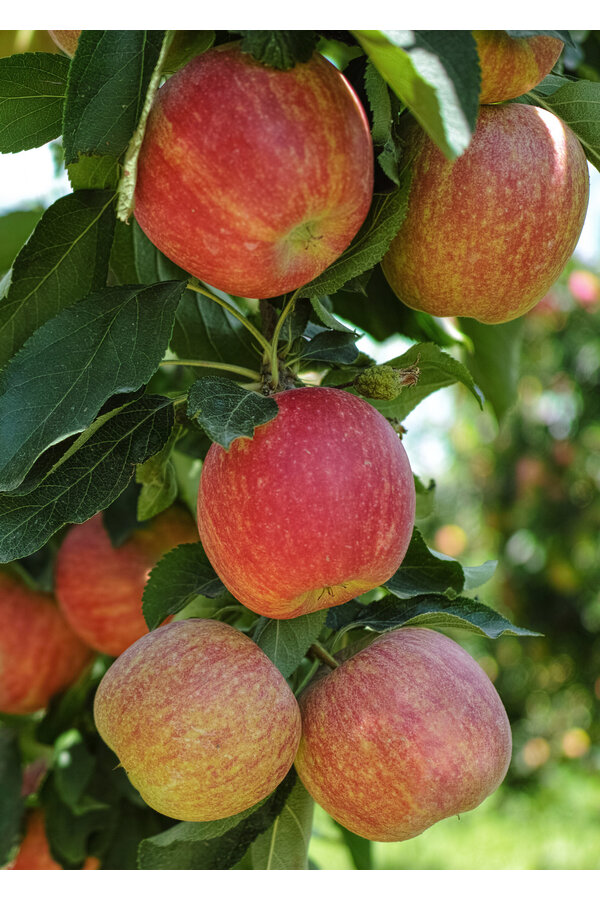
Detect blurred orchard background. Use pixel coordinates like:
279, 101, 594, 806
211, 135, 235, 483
1, 28, 599, 871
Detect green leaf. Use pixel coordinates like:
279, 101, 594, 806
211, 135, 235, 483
459, 317, 524, 422
0, 208, 43, 274
142, 542, 226, 630
0, 728, 24, 868
462, 559, 498, 591
414, 474, 435, 519
0, 394, 174, 563
333, 593, 542, 639
136, 424, 180, 521
239, 31, 319, 70
53, 732, 96, 813
250, 777, 314, 870
0, 52, 70, 153
0, 190, 116, 369
63, 31, 164, 164
385, 528, 464, 598
187, 376, 278, 451
297, 179, 412, 300
309, 297, 355, 333
353, 30, 480, 160
43, 776, 112, 866
162, 30, 216, 75
0, 281, 184, 492
298, 328, 359, 365
535, 78, 600, 172
68, 156, 121, 191
505, 30, 573, 47
364, 59, 394, 145
138, 769, 297, 870
254, 610, 327, 678
333, 821, 373, 869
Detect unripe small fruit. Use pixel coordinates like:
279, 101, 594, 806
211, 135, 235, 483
94, 619, 301, 821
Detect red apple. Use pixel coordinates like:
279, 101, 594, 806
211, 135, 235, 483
134, 42, 373, 299
47, 30, 81, 57
197, 386, 416, 620
294, 627, 512, 842
55, 506, 198, 657
0, 570, 91, 716
8, 809, 100, 869
382, 103, 589, 324
93, 618, 301, 821
474, 31, 563, 104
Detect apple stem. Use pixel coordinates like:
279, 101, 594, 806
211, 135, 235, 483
267, 294, 297, 389
187, 282, 272, 354
159, 359, 262, 381
309, 641, 340, 670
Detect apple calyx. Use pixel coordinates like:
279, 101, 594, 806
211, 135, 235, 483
353, 362, 421, 400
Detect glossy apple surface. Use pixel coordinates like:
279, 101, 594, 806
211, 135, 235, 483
294, 627, 512, 842
382, 103, 589, 324
134, 42, 373, 299
0, 570, 91, 716
474, 31, 563, 104
197, 386, 416, 619
55, 506, 198, 657
8, 809, 100, 869
94, 618, 301, 821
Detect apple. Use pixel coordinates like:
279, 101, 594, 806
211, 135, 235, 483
8, 809, 100, 869
55, 505, 198, 658
294, 627, 512, 842
381, 103, 589, 324
197, 386, 416, 620
47, 30, 81, 57
134, 42, 373, 299
0, 570, 91, 716
473, 31, 563, 104
93, 618, 301, 821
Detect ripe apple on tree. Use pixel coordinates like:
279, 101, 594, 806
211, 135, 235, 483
294, 627, 512, 842
93, 619, 301, 821
382, 102, 589, 323
473, 31, 564, 104
134, 42, 374, 299
197, 386, 416, 620
55, 505, 198, 657
0, 570, 91, 716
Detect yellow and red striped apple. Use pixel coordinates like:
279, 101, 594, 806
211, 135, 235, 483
197, 386, 416, 620
134, 42, 374, 299
382, 103, 589, 324
294, 627, 512, 842
93, 619, 301, 821
55, 506, 198, 658
474, 31, 563, 104
0, 570, 91, 715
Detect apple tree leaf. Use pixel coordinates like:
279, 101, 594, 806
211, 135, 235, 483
534, 78, 600, 173
135, 424, 181, 521
309, 296, 355, 334
0, 52, 70, 153
353, 30, 480, 160
187, 376, 278, 451
384, 528, 464, 598
459, 317, 524, 422
0, 729, 24, 868
254, 610, 327, 678
142, 542, 227, 631
250, 777, 314, 870
0, 394, 174, 563
137, 769, 297, 870
414, 474, 435, 519
0, 190, 116, 369
297, 328, 359, 365
68, 156, 121, 191
63, 31, 164, 164
0, 280, 185, 492
239, 31, 319, 70
0, 208, 43, 274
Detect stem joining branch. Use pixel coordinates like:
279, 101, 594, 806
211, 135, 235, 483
309, 641, 340, 670
160, 359, 262, 381
187, 282, 271, 354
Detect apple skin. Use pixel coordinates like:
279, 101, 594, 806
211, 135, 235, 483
474, 31, 563, 104
93, 618, 302, 821
0, 571, 92, 716
47, 30, 81, 57
134, 42, 373, 299
54, 506, 198, 658
294, 627, 512, 842
8, 809, 100, 869
197, 386, 416, 620
382, 103, 589, 324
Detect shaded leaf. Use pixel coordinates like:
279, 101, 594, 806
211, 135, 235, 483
53, 732, 96, 812
254, 610, 327, 678
0, 208, 43, 274
136, 424, 180, 521
187, 376, 278, 451
240, 31, 319, 70
506, 30, 574, 48
298, 328, 359, 365
414, 474, 435, 519
250, 777, 314, 870
333, 821, 373, 869
0, 728, 24, 868
0, 52, 70, 153
68, 156, 121, 191
0, 280, 184, 492
385, 528, 464, 598
309, 297, 355, 333
459, 317, 524, 422
142, 542, 226, 631
0, 190, 116, 369
0, 394, 174, 563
